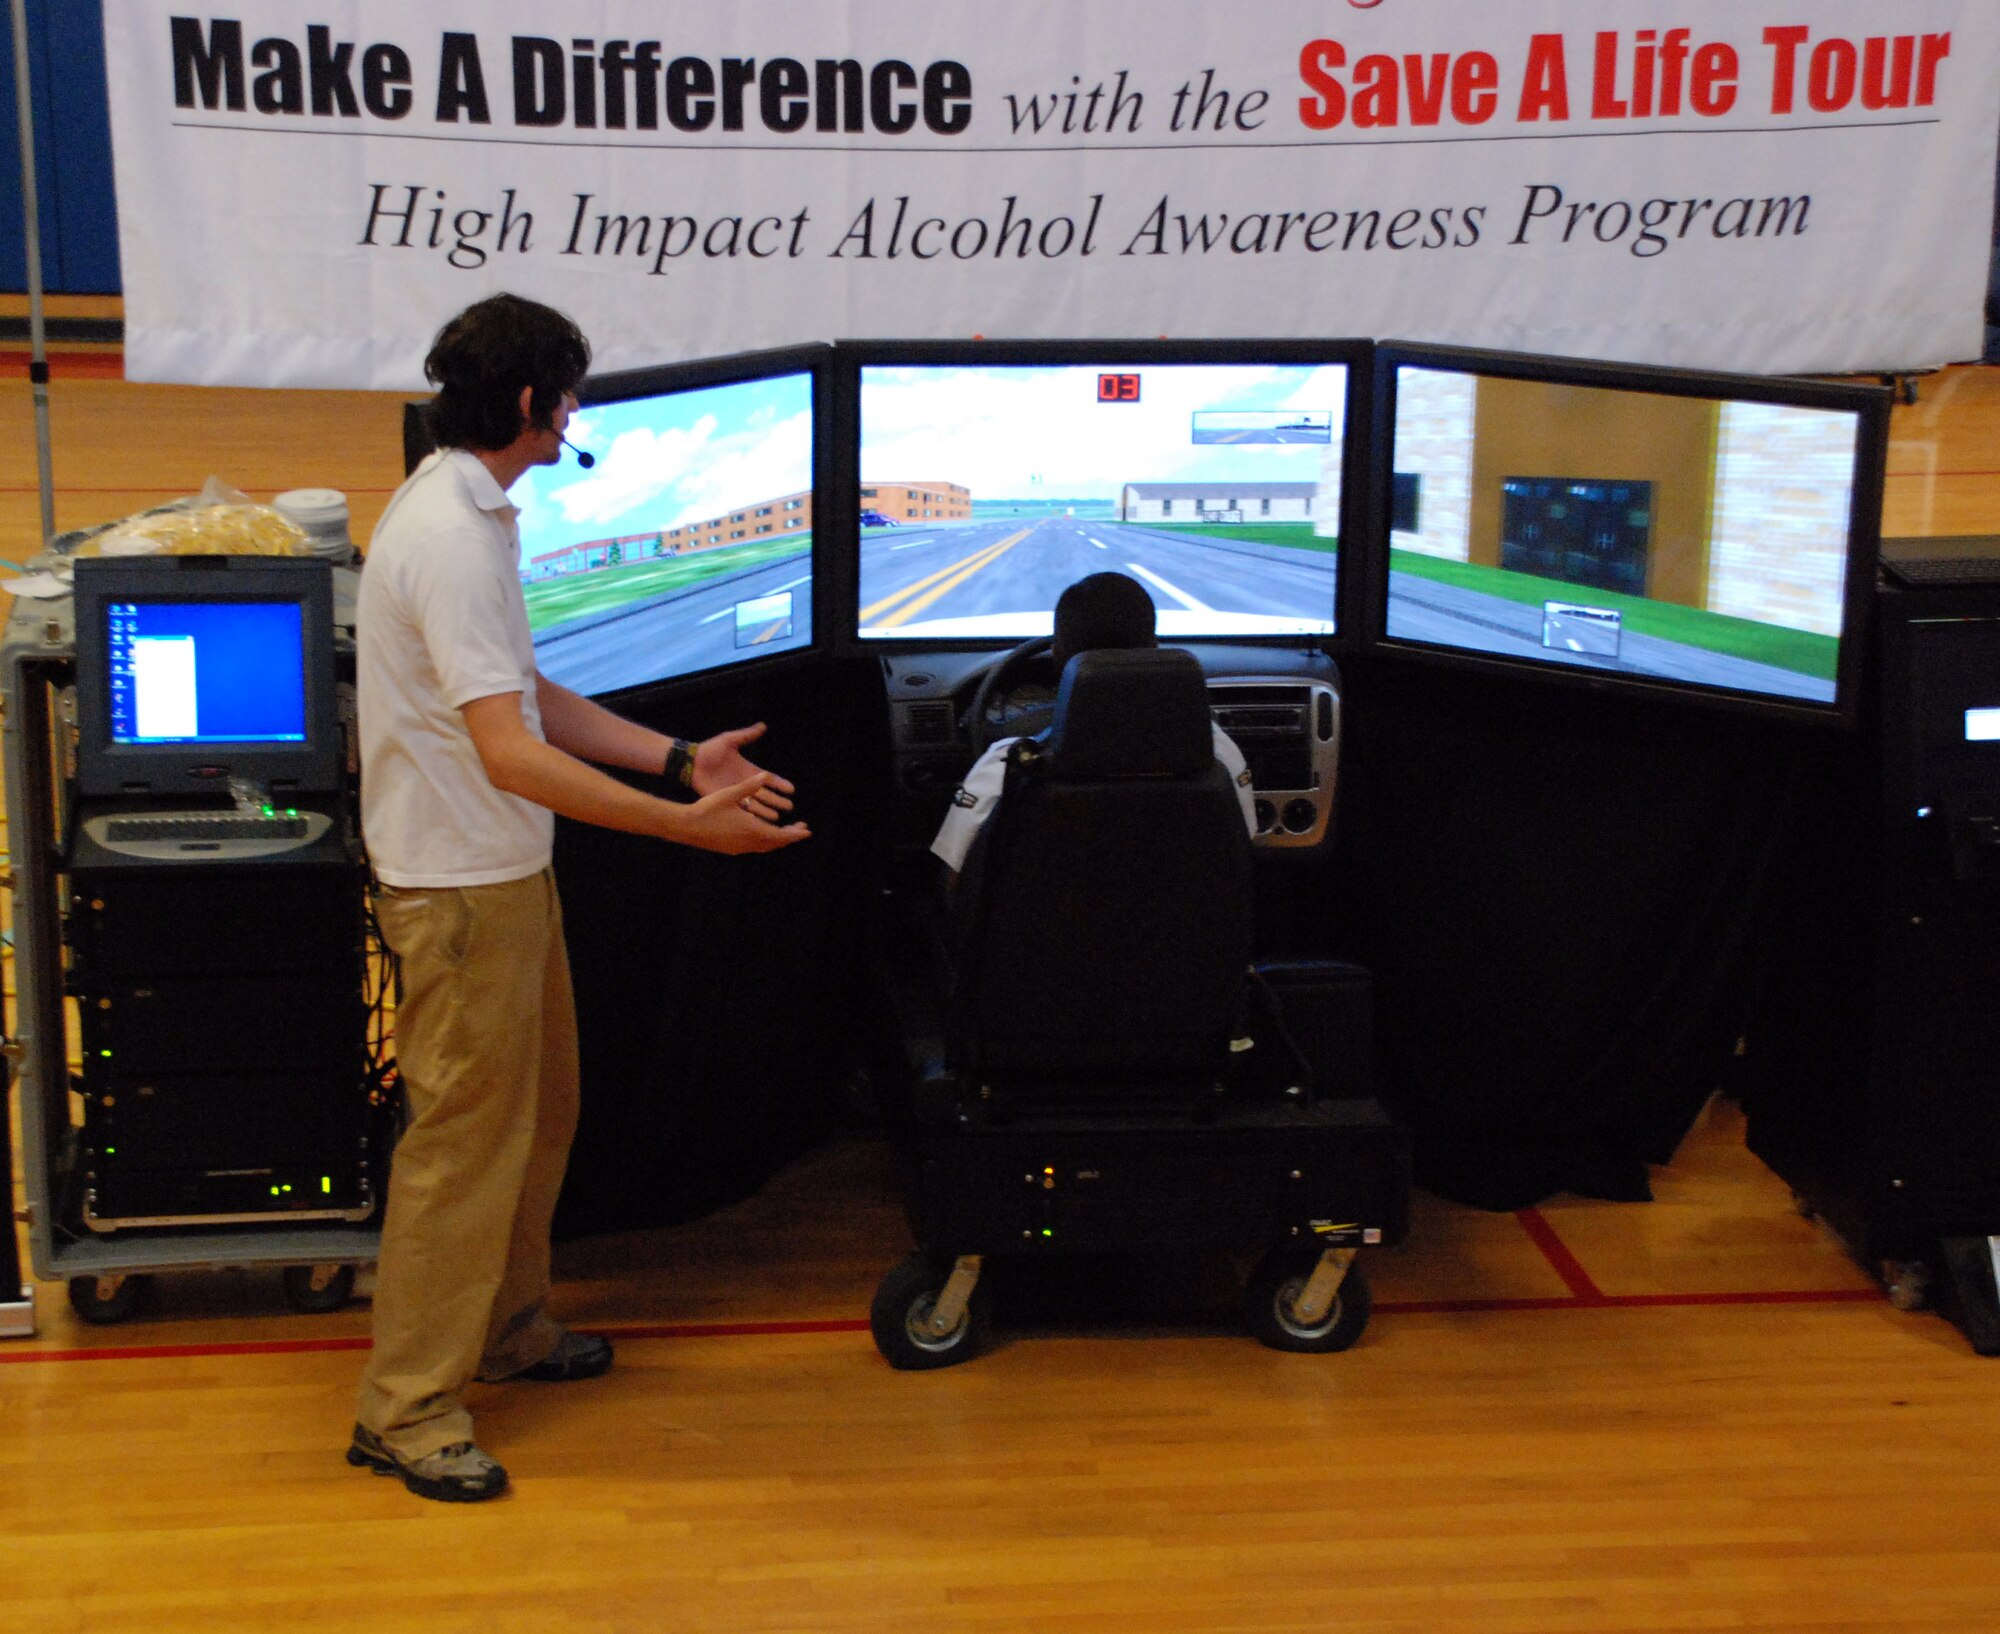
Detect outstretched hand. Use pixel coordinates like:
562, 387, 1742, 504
682, 771, 812, 854
692, 722, 795, 823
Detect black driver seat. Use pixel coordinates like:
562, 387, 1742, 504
949, 646, 1253, 1107
869, 640, 1411, 1371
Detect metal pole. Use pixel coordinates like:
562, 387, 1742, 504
2, 0, 43, 1337
10, 0, 56, 549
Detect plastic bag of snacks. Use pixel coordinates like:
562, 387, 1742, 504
71, 477, 310, 558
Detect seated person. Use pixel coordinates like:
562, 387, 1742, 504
932, 571, 1257, 874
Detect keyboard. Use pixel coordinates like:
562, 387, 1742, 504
105, 815, 311, 842
1883, 556, 2000, 587
83, 808, 333, 860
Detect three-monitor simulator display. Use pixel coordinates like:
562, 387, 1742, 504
512, 362, 817, 696
1374, 349, 1885, 715
856, 355, 1356, 642
499, 339, 1884, 725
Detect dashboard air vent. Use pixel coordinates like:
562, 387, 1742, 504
902, 702, 955, 746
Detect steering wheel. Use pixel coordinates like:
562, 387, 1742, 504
966, 636, 1060, 752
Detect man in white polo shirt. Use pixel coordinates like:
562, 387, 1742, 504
350, 294, 809, 1503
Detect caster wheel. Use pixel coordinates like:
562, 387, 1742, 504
1246, 1249, 1371, 1353
67, 1273, 152, 1326
1882, 1260, 1932, 1312
281, 1264, 356, 1314
870, 1253, 990, 1371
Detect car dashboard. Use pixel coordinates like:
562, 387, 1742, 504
880, 644, 1343, 856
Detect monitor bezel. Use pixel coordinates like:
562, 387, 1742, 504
1361, 341, 1890, 729
829, 337, 1375, 659
526, 342, 834, 702
73, 554, 341, 797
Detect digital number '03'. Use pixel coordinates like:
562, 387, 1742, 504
1097, 373, 1141, 403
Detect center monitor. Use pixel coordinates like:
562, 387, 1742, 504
1366, 343, 1890, 723
848, 341, 1370, 644
511, 345, 827, 697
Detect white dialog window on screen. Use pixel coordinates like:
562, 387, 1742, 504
131, 635, 199, 740
1966, 707, 2000, 743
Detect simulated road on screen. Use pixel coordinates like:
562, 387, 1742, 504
858, 516, 1337, 635
533, 549, 812, 695
1386, 570, 1836, 703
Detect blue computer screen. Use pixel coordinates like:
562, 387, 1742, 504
106, 600, 308, 744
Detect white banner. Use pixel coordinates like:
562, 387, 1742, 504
104, 2, 2000, 388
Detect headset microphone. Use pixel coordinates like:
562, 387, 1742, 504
562, 437, 595, 468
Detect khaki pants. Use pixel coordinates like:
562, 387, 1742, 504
356, 868, 580, 1459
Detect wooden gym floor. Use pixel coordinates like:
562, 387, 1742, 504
3, 332, 2000, 1632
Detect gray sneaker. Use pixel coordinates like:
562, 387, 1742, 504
346, 1424, 509, 1502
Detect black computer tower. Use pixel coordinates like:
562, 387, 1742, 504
64, 839, 378, 1231
1742, 578, 2000, 1350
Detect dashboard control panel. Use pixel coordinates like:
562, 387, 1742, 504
883, 646, 1342, 851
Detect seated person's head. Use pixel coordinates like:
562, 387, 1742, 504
1051, 572, 1158, 673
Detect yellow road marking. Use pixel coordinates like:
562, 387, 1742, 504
874, 527, 1033, 629
748, 620, 788, 645
860, 527, 1033, 626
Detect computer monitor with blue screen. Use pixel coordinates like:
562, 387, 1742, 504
850, 340, 1368, 644
73, 555, 340, 796
510, 347, 824, 696
1368, 344, 1888, 724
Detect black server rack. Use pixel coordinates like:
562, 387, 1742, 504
64, 827, 377, 1232
1743, 575, 2000, 1353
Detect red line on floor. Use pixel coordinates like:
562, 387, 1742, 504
595, 1318, 873, 1341
1587, 1288, 1879, 1309
0, 1335, 371, 1365
1377, 1289, 1879, 1315
0, 1295, 1889, 1365
0, 1317, 874, 1366
1513, 1206, 1607, 1302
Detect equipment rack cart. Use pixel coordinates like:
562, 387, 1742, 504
1, 578, 379, 1332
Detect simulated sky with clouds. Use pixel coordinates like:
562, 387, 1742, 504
512, 371, 812, 568
861, 364, 1350, 501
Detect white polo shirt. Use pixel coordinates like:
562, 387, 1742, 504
357, 449, 553, 887
932, 725, 1258, 873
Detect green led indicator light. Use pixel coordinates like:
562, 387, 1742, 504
104, 1146, 116, 1155
322, 1176, 331, 1194
1041, 1228, 1054, 1238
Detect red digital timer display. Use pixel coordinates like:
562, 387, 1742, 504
1097, 373, 1142, 403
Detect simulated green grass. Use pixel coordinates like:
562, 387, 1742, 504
1114, 521, 1339, 554
524, 536, 810, 634
1389, 548, 1838, 680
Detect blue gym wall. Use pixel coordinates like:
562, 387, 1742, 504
0, 0, 119, 294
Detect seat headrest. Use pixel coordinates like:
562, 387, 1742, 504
1045, 648, 1212, 780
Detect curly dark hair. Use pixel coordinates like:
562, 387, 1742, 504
422, 293, 592, 452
